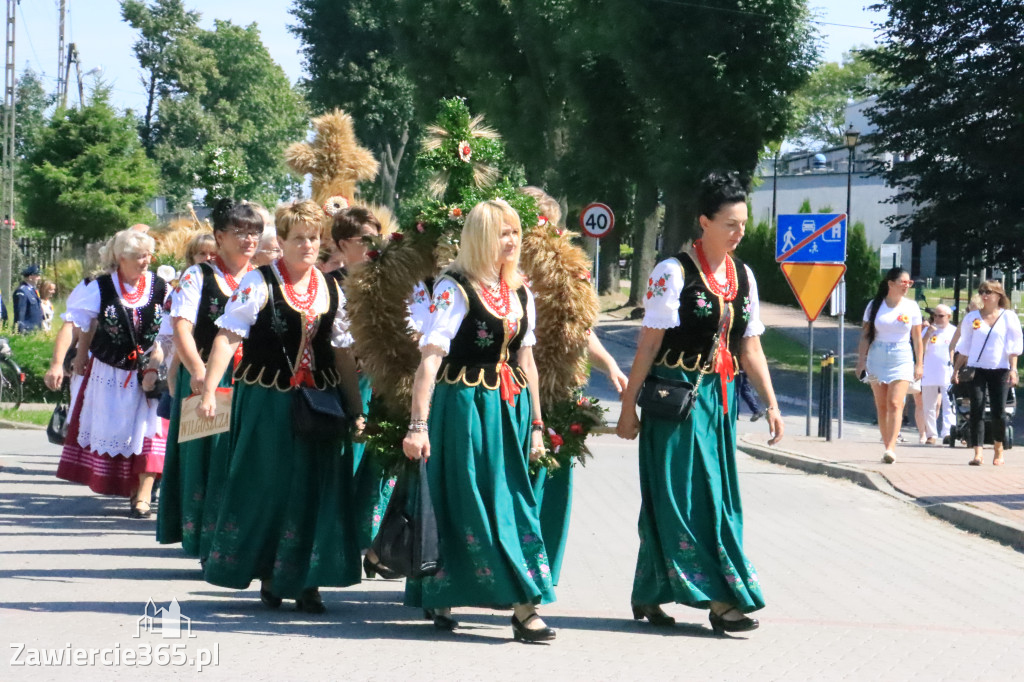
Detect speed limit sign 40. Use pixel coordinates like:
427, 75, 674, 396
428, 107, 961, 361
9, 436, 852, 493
580, 202, 614, 239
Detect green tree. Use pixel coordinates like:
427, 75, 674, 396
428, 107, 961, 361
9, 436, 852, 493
120, 0, 213, 154
863, 1, 1024, 266
290, 0, 415, 208
23, 86, 159, 242
150, 19, 308, 207
844, 221, 879, 317
790, 50, 880, 148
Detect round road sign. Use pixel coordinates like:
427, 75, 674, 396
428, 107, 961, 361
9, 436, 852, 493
580, 202, 614, 239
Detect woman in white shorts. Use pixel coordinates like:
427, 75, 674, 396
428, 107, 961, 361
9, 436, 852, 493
855, 268, 923, 463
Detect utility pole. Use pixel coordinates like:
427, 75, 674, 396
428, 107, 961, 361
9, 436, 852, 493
56, 0, 67, 106
60, 43, 77, 110
0, 0, 16, 321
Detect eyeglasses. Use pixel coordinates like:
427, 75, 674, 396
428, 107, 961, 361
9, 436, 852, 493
229, 228, 262, 240
979, 289, 994, 295
259, 248, 283, 256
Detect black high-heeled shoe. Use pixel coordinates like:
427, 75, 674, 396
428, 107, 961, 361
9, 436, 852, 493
631, 603, 676, 627
424, 608, 458, 630
709, 608, 758, 635
364, 554, 402, 580
260, 586, 282, 609
296, 588, 326, 614
511, 613, 556, 643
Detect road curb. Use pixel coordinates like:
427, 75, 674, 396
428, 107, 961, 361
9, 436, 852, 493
736, 436, 1024, 551
0, 419, 46, 431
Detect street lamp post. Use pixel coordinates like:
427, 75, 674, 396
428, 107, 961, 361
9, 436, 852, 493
771, 145, 780, 231
839, 124, 860, 440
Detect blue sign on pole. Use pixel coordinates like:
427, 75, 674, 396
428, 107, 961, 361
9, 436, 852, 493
775, 213, 847, 263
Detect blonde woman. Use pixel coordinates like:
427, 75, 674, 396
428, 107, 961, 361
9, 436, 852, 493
953, 280, 1022, 465
197, 200, 364, 613
56, 229, 166, 518
402, 199, 556, 642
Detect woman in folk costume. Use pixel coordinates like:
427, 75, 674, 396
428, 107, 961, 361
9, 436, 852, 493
616, 172, 784, 634
403, 199, 557, 643
157, 200, 260, 560
323, 205, 400, 578
56, 229, 167, 519
197, 200, 364, 613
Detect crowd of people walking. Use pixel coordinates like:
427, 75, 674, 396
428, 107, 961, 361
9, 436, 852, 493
36, 164, 1018, 643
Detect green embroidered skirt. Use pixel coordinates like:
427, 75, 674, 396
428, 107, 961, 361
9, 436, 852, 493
203, 382, 361, 599
350, 374, 396, 550
156, 363, 233, 559
631, 365, 764, 612
531, 462, 572, 586
405, 381, 556, 610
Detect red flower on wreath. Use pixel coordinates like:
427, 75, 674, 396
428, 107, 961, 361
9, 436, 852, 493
449, 207, 463, 219
390, 232, 404, 243
547, 428, 564, 453
457, 141, 472, 162
569, 423, 584, 435
367, 250, 380, 260
416, 222, 426, 233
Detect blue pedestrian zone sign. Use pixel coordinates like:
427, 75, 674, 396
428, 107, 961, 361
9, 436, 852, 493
775, 213, 847, 263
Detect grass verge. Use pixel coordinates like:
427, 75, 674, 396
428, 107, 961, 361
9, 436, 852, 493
0, 407, 51, 426
759, 328, 871, 395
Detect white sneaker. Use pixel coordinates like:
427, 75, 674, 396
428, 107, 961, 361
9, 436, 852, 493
882, 450, 896, 464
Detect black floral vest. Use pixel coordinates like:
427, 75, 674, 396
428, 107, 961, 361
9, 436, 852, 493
192, 262, 232, 361
436, 271, 530, 389
656, 252, 752, 368
234, 265, 342, 391
90, 273, 167, 370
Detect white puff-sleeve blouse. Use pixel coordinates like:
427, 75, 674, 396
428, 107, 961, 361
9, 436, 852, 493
419, 277, 537, 355
641, 258, 764, 337
214, 265, 354, 349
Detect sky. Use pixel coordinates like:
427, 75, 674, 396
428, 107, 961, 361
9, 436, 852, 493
12, 0, 886, 115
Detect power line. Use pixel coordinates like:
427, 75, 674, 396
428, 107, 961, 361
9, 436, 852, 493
16, 3, 45, 75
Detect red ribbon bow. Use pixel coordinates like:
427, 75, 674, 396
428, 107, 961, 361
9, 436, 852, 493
714, 347, 736, 413
498, 363, 521, 407
290, 367, 316, 388
124, 346, 144, 388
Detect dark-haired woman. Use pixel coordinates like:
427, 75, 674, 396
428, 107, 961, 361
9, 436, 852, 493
325, 206, 398, 576
197, 200, 364, 612
616, 172, 783, 635
855, 268, 923, 464
953, 279, 1022, 466
157, 199, 261, 559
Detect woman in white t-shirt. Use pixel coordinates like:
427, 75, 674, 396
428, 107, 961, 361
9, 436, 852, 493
855, 267, 923, 463
920, 304, 956, 444
953, 280, 1022, 466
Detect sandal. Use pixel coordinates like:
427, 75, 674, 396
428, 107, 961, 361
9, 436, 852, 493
129, 500, 151, 519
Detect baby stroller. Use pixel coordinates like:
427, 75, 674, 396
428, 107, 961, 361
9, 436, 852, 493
947, 380, 1015, 449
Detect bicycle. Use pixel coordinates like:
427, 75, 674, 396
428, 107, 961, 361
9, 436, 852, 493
0, 336, 25, 408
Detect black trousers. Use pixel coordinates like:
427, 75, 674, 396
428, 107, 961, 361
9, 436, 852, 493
968, 368, 1009, 446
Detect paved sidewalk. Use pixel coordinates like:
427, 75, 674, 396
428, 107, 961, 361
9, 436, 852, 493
738, 415, 1024, 550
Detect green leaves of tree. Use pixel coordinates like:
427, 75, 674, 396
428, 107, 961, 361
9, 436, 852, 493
23, 87, 159, 241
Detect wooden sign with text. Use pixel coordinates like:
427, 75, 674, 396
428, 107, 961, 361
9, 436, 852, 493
178, 389, 233, 443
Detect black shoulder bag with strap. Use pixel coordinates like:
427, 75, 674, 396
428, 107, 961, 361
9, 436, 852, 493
265, 275, 349, 441
958, 311, 1005, 384
637, 296, 730, 422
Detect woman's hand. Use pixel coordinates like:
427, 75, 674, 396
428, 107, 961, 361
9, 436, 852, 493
197, 391, 218, 420
44, 363, 64, 392
616, 407, 641, 440
353, 414, 366, 437
403, 431, 430, 460
1009, 369, 1019, 386
529, 430, 545, 462
141, 370, 158, 394
72, 351, 89, 377
766, 408, 785, 446
914, 363, 923, 382
608, 366, 629, 395
189, 367, 206, 396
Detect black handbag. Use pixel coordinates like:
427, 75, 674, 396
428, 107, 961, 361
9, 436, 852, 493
638, 323, 725, 422
371, 458, 440, 579
265, 280, 349, 440
46, 402, 69, 445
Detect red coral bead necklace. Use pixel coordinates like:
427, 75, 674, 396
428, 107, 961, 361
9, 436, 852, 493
277, 262, 319, 312
119, 272, 147, 305
694, 239, 737, 302
215, 255, 253, 291
479, 277, 511, 317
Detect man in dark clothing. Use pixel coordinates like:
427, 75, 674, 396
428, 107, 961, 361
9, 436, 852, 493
13, 265, 44, 333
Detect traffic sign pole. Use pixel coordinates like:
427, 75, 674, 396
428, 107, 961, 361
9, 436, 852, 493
580, 202, 615, 294
807, 321, 814, 437
837, 279, 845, 440
593, 238, 600, 292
